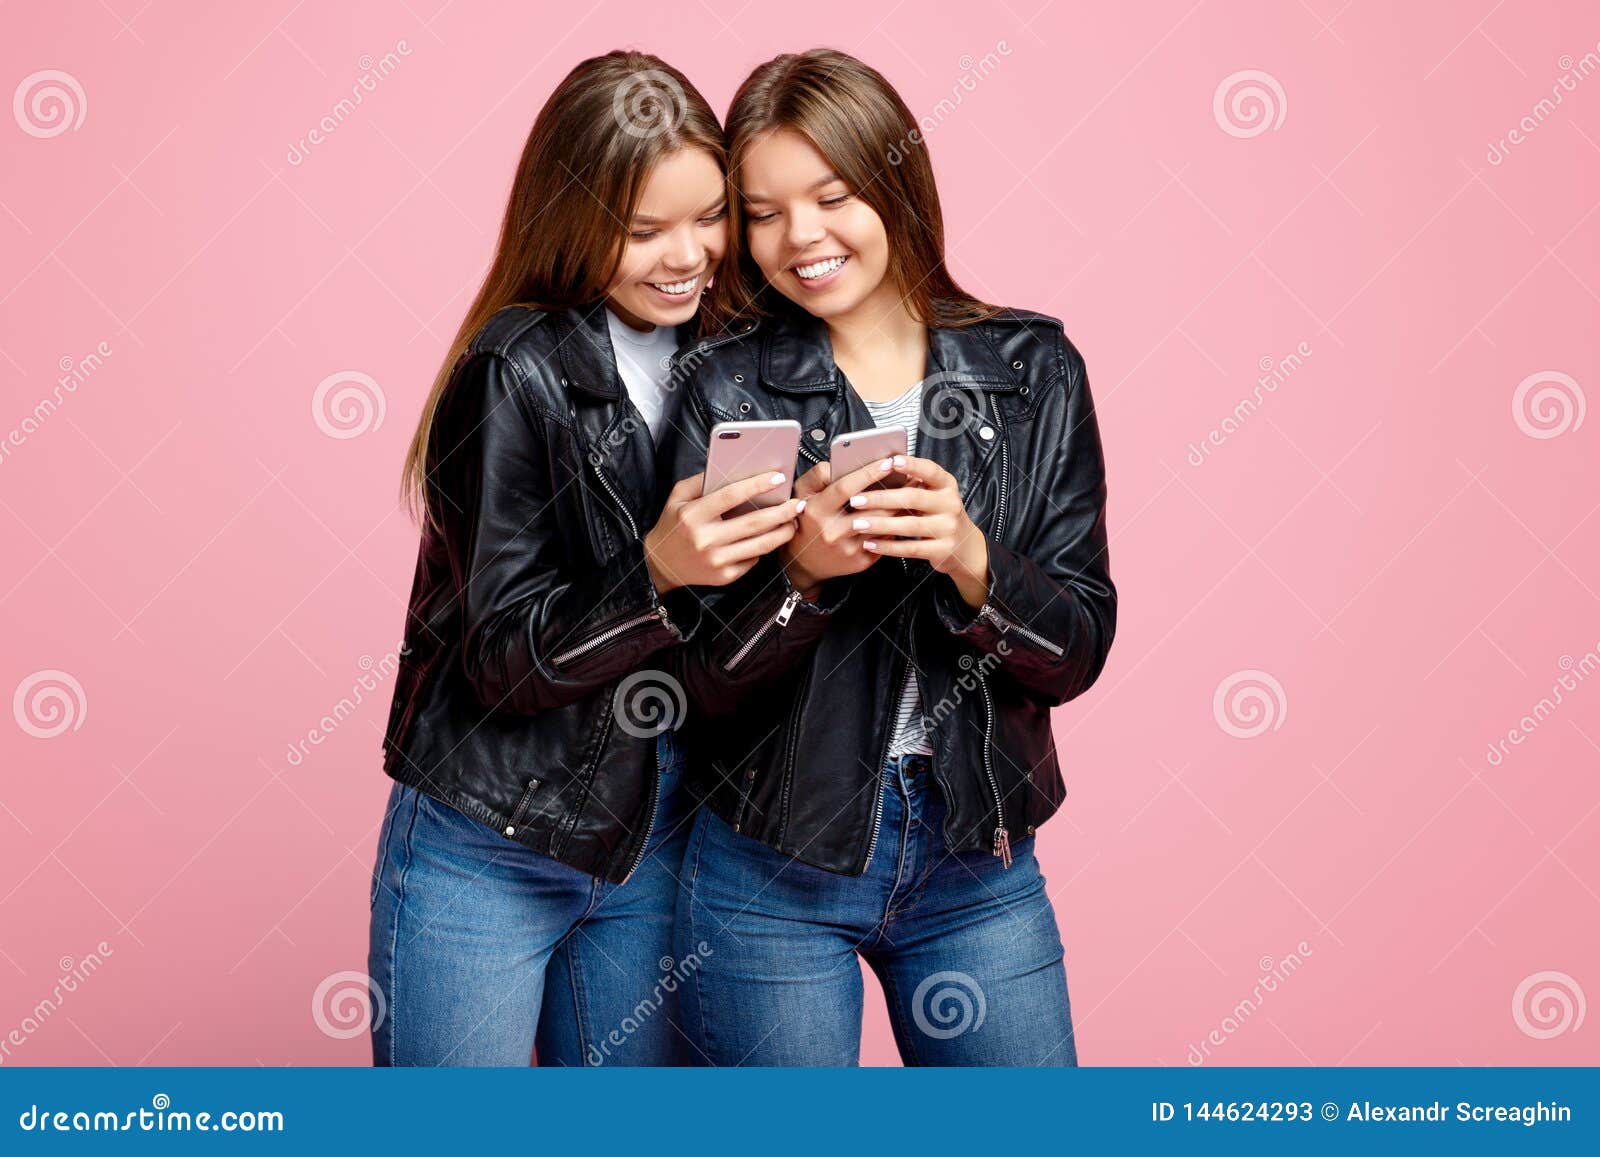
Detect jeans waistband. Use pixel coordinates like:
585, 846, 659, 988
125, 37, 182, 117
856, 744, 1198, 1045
887, 752, 931, 790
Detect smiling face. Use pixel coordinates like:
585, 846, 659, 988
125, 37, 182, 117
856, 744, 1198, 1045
604, 146, 729, 330
737, 128, 896, 322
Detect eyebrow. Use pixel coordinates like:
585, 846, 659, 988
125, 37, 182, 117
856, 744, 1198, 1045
631, 197, 729, 226
742, 172, 843, 202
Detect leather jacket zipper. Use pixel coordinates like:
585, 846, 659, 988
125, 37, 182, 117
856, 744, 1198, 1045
722, 589, 803, 672
859, 603, 908, 873
549, 603, 671, 667
989, 394, 1009, 542
976, 602, 1064, 657
974, 663, 1011, 868
590, 459, 640, 540
620, 730, 663, 885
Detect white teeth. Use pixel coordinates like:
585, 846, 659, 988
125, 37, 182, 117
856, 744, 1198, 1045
649, 277, 697, 295
795, 256, 847, 280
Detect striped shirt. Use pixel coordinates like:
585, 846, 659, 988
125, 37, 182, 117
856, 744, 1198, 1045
860, 380, 934, 759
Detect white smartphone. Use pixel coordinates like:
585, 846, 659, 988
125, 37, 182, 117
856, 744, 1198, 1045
702, 419, 801, 515
829, 426, 909, 491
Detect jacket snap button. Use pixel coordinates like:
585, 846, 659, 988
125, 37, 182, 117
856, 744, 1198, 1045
734, 373, 744, 383
1027, 824, 1036, 835
810, 428, 826, 441
1020, 385, 1030, 395
979, 426, 995, 440
738, 401, 752, 413
1011, 360, 1023, 370
745, 769, 756, 780
731, 822, 741, 833
503, 825, 516, 836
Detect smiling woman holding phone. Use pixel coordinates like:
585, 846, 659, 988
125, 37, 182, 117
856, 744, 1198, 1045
661, 48, 1118, 1066
370, 50, 801, 1067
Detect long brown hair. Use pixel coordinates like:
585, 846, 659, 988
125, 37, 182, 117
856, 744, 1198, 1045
705, 47, 996, 332
401, 51, 725, 530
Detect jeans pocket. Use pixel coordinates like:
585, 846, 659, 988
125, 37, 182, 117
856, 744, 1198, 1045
370, 782, 406, 909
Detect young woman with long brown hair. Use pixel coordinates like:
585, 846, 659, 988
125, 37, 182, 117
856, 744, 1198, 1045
369, 51, 803, 1067
663, 49, 1117, 1065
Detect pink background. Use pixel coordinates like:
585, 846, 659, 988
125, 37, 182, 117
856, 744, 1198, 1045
2, 0, 1596, 1066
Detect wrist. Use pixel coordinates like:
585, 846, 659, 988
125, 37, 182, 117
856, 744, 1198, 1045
781, 552, 822, 600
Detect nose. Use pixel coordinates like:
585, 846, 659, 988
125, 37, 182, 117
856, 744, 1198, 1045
662, 225, 701, 273
784, 204, 826, 253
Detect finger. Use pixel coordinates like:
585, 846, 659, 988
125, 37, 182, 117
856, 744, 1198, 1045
671, 471, 707, 502
709, 496, 807, 544
861, 537, 941, 559
698, 470, 790, 517
848, 514, 938, 539
716, 521, 799, 564
821, 456, 903, 510
793, 460, 832, 498
891, 455, 957, 490
844, 486, 944, 512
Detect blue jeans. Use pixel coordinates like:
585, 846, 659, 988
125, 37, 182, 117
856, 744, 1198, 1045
676, 753, 1077, 1066
367, 731, 693, 1066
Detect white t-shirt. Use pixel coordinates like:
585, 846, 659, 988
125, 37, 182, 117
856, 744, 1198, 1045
605, 308, 679, 444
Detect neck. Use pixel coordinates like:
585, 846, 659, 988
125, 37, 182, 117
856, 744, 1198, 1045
825, 282, 923, 365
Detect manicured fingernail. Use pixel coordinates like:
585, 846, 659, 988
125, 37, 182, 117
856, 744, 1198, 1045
849, 494, 866, 508
863, 540, 878, 551
893, 455, 906, 467
795, 499, 807, 514
769, 472, 786, 485
852, 518, 869, 530
879, 459, 893, 472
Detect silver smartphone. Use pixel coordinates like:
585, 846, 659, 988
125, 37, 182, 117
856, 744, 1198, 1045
702, 419, 801, 515
829, 426, 909, 491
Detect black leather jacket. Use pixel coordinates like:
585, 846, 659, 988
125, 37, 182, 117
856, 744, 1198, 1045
661, 304, 1116, 876
380, 303, 706, 885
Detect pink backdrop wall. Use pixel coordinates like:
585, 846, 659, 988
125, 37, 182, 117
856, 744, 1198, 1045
2, 0, 1596, 1066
